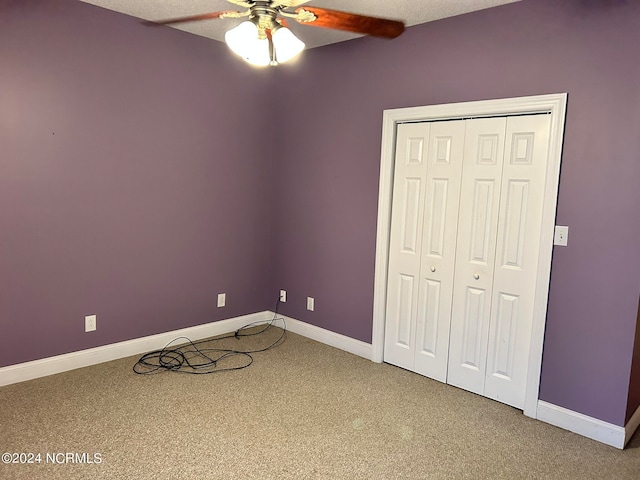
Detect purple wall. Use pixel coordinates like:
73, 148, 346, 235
2, 0, 639, 429
0, 0, 276, 367
272, 0, 640, 426
628, 296, 640, 422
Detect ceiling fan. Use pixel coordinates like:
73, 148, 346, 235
147, 0, 405, 67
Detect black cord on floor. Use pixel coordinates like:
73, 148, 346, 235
133, 298, 286, 375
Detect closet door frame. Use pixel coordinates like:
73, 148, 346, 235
372, 93, 568, 419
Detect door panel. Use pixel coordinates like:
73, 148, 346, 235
414, 120, 465, 381
399, 178, 422, 254
500, 180, 529, 268
447, 117, 506, 395
417, 279, 441, 356
425, 179, 450, 257
461, 286, 487, 371
490, 292, 520, 380
394, 274, 415, 348
484, 114, 551, 408
469, 180, 497, 263
384, 123, 430, 370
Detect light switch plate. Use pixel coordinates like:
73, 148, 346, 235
554, 226, 569, 246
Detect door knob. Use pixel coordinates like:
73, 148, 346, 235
473, 273, 480, 280
430, 266, 436, 272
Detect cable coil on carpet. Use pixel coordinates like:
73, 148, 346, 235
133, 299, 286, 375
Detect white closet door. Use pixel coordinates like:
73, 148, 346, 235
414, 120, 466, 381
384, 123, 430, 370
447, 117, 507, 396
385, 114, 553, 411
483, 114, 551, 409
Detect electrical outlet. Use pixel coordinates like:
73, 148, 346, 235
217, 293, 226, 307
307, 296, 314, 312
280, 290, 287, 302
554, 225, 569, 246
85, 314, 97, 332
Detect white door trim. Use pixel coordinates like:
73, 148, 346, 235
372, 93, 568, 419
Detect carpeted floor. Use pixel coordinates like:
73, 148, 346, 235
1, 326, 639, 479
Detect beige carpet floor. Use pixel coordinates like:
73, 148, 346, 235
1, 326, 639, 479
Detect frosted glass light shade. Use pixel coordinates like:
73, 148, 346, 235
272, 27, 305, 63
225, 21, 257, 56
225, 21, 270, 67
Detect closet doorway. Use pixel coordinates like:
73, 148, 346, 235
372, 94, 567, 418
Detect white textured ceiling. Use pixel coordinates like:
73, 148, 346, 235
78, 0, 520, 48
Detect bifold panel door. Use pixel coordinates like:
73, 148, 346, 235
447, 117, 507, 396
384, 114, 552, 410
413, 120, 466, 381
384, 122, 430, 371
483, 114, 551, 408
384, 121, 465, 381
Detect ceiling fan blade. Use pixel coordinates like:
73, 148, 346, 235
295, 7, 404, 39
147, 11, 229, 26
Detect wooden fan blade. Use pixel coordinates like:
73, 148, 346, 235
146, 11, 229, 26
295, 7, 404, 39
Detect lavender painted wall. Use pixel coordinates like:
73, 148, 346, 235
272, 0, 640, 426
627, 296, 640, 422
0, 0, 276, 367
2, 0, 639, 430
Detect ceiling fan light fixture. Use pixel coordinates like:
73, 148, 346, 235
271, 26, 305, 64
150, 3, 405, 68
224, 21, 270, 67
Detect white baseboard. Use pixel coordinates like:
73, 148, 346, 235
537, 400, 627, 449
4, 313, 637, 450
625, 404, 640, 447
276, 314, 373, 360
0, 311, 371, 388
0, 311, 273, 387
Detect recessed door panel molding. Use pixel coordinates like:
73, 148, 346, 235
448, 284, 489, 395
395, 274, 415, 348
384, 123, 431, 370
447, 288, 486, 395
469, 179, 496, 264
477, 134, 500, 165
407, 137, 425, 165
425, 178, 449, 258
510, 133, 535, 165
400, 177, 422, 254
416, 279, 441, 356
488, 292, 520, 380
434, 136, 453, 164
461, 287, 486, 370
375, 94, 567, 419
501, 180, 530, 269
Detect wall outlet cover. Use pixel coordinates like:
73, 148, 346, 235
85, 314, 97, 332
